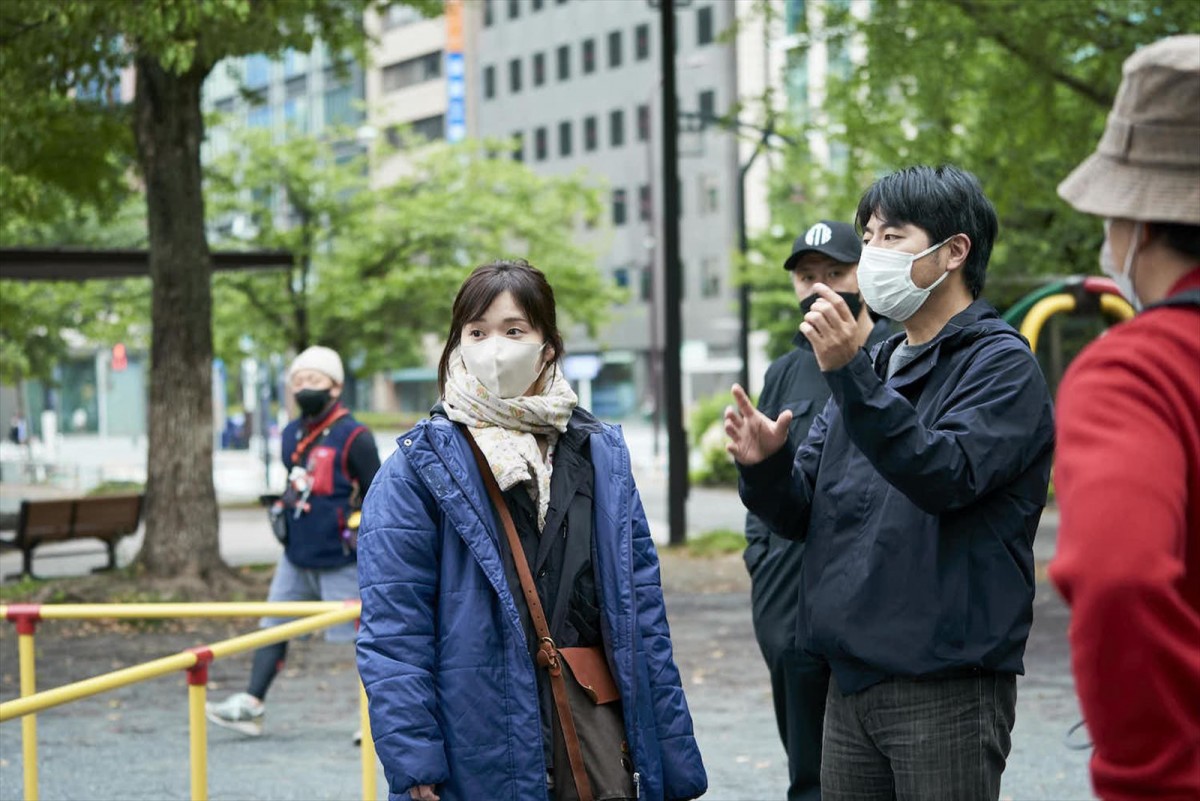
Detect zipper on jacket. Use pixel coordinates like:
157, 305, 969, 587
633, 771, 641, 799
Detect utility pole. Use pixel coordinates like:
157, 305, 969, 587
658, 0, 687, 546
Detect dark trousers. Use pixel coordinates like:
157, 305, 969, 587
821, 672, 1017, 801
767, 646, 830, 801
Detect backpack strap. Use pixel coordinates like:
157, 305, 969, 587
1144, 288, 1200, 312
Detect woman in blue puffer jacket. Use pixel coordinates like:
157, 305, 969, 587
357, 259, 707, 801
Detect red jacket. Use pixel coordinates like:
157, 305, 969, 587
1050, 267, 1200, 801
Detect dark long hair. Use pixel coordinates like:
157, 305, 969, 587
437, 259, 566, 396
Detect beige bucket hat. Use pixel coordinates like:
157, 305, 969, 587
1058, 35, 1200, 225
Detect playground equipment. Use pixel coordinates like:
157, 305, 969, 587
1005, 277, 1135, 353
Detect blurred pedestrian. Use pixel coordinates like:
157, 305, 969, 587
357, 260, 706, 801
743, 220, 889, 801
727, 165, 1055, 801
207, 345, 380, 738
1050, 34, 1200, 801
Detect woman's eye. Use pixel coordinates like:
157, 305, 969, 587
467, 330, 483, 338
506, 328, 524, 336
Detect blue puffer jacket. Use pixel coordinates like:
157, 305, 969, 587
357, 415, 707, 801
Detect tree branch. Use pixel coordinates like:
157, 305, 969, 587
947, 0, 1114, 109
225, 276, 292, 339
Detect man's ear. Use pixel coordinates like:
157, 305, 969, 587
944, 233, 972, 273
330, 383, 344, 399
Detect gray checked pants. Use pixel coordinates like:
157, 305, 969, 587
821, 672, 1017, 801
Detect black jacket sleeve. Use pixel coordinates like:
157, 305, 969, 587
346, 427, 382, 497
737, 401, 828, 543
824, 342, 1054, 515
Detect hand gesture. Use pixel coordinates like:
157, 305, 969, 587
800, 283, 861, 372
410, 785, 439, 801
724, 383, 791, 466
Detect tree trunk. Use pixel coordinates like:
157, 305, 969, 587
133, 56, 225, 579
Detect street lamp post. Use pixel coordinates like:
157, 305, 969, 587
736, 125, 774, 392
657, 0, 687, 547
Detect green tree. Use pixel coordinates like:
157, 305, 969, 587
0, 195, 151, 394
207, 128, 618, 373
751, 0, 1198, 356
0, 0, 436, 581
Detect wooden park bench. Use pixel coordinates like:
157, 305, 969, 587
0, 494, 144, 579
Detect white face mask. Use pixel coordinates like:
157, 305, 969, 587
1101, 220, 1144, 312
460, 337, 547, 398
857, 236, 954, 321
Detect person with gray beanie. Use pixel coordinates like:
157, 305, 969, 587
207, 345, 380, 740
1049, 35, 1200, 801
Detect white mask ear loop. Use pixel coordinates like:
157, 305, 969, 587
913, 235, 955, 291
1123, 221, 1144, 304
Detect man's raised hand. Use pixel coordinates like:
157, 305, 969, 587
724, 384, 792, 466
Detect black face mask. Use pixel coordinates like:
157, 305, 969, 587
295, 388, 333, 418
800, 291, 863, 321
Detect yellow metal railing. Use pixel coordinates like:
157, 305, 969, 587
1020, 292, 1135, 353
0, 602, 377, 801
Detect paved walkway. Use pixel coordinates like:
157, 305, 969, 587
0, 423, 1088, 800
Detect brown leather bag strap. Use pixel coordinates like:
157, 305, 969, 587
461, 425, 594, 801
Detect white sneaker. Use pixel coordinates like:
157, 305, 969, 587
205, 692, 265, 737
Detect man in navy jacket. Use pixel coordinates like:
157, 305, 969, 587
727, 165, 1054, 801
746, 219, 890, 801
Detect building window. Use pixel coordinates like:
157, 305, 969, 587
411, 114, 445, 142
608, 30, 622, 69
382, 51, 443, 93
699, 174, 719, 214
698, 89, 716, 127
484, 65, 496, 99
700, 257, 721, 297
535, 126, 548, 161
582, 38, 596, 75
286, 73, 307, 95
283, 49, 308, 78
697, 6, 714, 46
508, 0, 520, 19
640, 266, 653, 302
532, 0, 544, 9
612, 189, 627, 226
636, 104, 650, 142
245, 54, 271, 89
283, 95, 308, 133
557, 45, 571, 81
613, 267, 631, 289
247, 104, 272, 129
584, 115, 598, 152
638, 184, 651, 221
384, 115, 445, 147
609, 108, 625, 148
324, 67, 364, 127
512, 131, 525, 162
384, 4, 424, 29
484, 0, 494, 27
558, 120, 573, 157
635, 23, 650, 61
533, 52, 546, 86
509, 58, 522, 93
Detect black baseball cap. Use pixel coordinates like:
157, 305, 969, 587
782, 220, 862, 271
